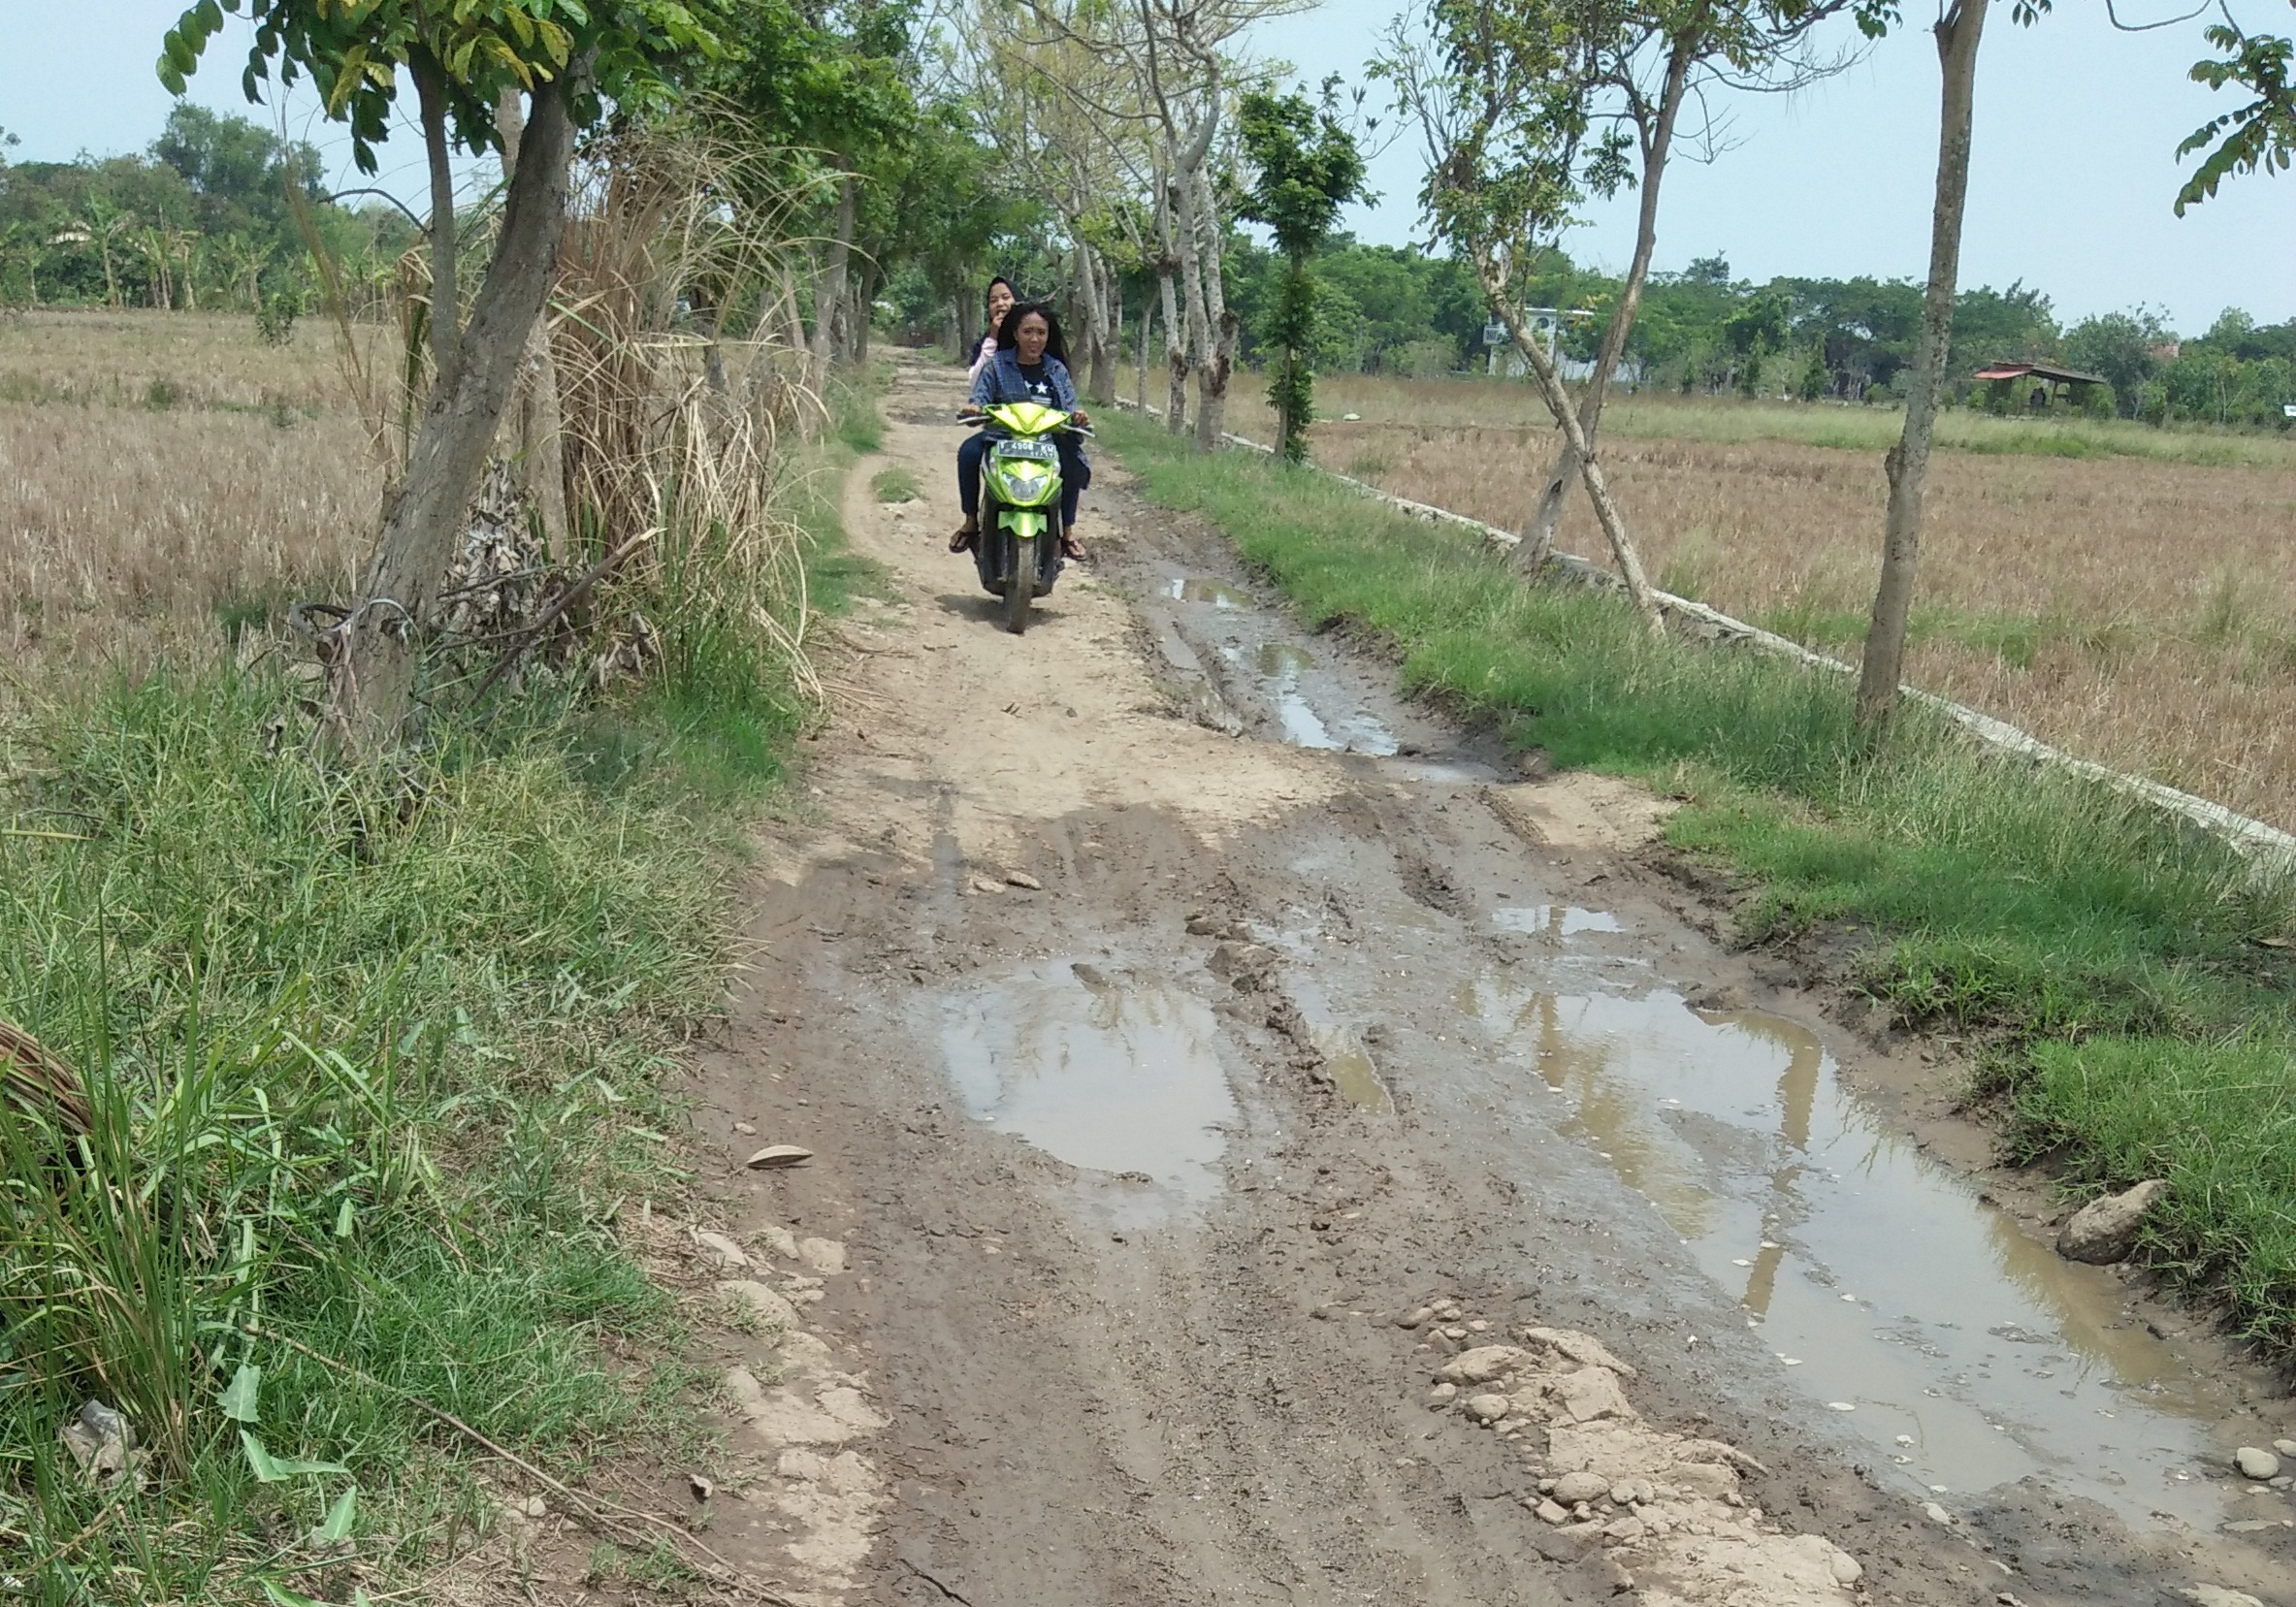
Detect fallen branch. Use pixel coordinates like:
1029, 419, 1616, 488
466, 529, 656, 707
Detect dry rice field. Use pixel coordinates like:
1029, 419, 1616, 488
1232, 374, 2296, 833
1, 311, 376, 678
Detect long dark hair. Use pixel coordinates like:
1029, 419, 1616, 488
994, 300, 1069, 366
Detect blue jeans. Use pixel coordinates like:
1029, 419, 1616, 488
958, 433, 1089, 527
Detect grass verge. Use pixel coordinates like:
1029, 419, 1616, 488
1101, 409, 2296, 1352
0, 432, 872, 1604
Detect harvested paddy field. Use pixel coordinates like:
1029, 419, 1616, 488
1237, 376, 2296, 832
0, 310, 373, 676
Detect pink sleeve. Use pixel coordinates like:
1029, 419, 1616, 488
967, 337, 993, 383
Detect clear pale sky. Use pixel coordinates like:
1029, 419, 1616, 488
4, 1, 2289, 333
1256, 0, 2295, 331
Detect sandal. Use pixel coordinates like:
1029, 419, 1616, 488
1060, 530, 1088, 562
949, 521, 978, 554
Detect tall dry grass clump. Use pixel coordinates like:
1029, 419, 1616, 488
546, 119, 830, 709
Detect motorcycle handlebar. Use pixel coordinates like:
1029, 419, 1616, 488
958, 410, 1094, 436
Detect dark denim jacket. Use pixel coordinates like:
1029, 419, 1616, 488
968, 348, 1079, 411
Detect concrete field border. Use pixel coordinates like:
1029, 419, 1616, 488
1112, 399, 2296, 875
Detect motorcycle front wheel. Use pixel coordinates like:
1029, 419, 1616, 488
1004, 532, 1036, 633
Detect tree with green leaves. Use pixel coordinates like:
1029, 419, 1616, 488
2177, 11, 2294, 213
712, 0, 921, 370
1377, 0, 1668, 627
159, 0, 722, 754
1853, 0, 2048, 735
1509, 0, 1877, 572
1237, 84, 1366, 462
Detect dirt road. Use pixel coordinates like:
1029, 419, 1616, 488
669, 356, 2294, 1607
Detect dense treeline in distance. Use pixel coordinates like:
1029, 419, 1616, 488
1214, 241, 2296, 429
15, 105, 2284, 435
0, 107, 413, 323
888, 231, 2295, 433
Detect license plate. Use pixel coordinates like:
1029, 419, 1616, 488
995, 438, 1057, 462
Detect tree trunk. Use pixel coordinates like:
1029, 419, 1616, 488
1190, 167, 1235, 452
1521, 38, 1692, 574
1857, 0, 1989, 733
325, 67, 581, 755
850, 265, 877, 365
412, 52, 460, 393
1137, 295, 1153, 410
1478, 252, 1664, 634
495, 86, 570, 559
1100, 266, 1122, 408
1169, 165, 1211, 440
812, 172, 858, 369
1075, 242, 1116, 407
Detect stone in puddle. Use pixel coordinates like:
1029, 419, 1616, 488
2275, 1438, 2296, 1459
2055, 1178, 2168, 1264
2234, 1446, 2281, 1480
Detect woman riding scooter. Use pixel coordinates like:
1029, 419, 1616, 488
951, 301, 1092, 562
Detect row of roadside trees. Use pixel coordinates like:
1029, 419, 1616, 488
926, 0, 2291, 728
122, 0, 2292, 752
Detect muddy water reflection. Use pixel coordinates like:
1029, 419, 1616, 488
940, 962, 1236, 1207
1458, 980, 2239, 1529
1493, 904, 1623, 937
1238, 640, 1400, 756
1171, 576, 1250, 608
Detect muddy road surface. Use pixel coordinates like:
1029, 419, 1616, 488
674, 357, 2295, 1607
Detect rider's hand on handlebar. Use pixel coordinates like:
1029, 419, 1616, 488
1068, 408, 1090, 428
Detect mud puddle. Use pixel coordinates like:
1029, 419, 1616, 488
1493, 902, 1623, 937
1455, 974, 2252, 1532
935, 959, 1238, 1225
1156, 568, 1410, 757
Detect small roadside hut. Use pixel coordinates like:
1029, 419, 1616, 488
1971, 360, 2108, 413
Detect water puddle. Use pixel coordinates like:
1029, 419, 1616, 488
1309, 1025, 1394, 1112
1171, 576, 1250, 608
1493, 903, 1623, 937
1236, 640, 1400, 756
1456, 980, 2243, 1530
938, 961, 1237, 1218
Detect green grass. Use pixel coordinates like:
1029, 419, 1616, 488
870, 465, 920, 503
1100, 408, 2296, 1351
0, 415, 871, 1599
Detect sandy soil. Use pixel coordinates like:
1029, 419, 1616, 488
535, 355, 2295, 1607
